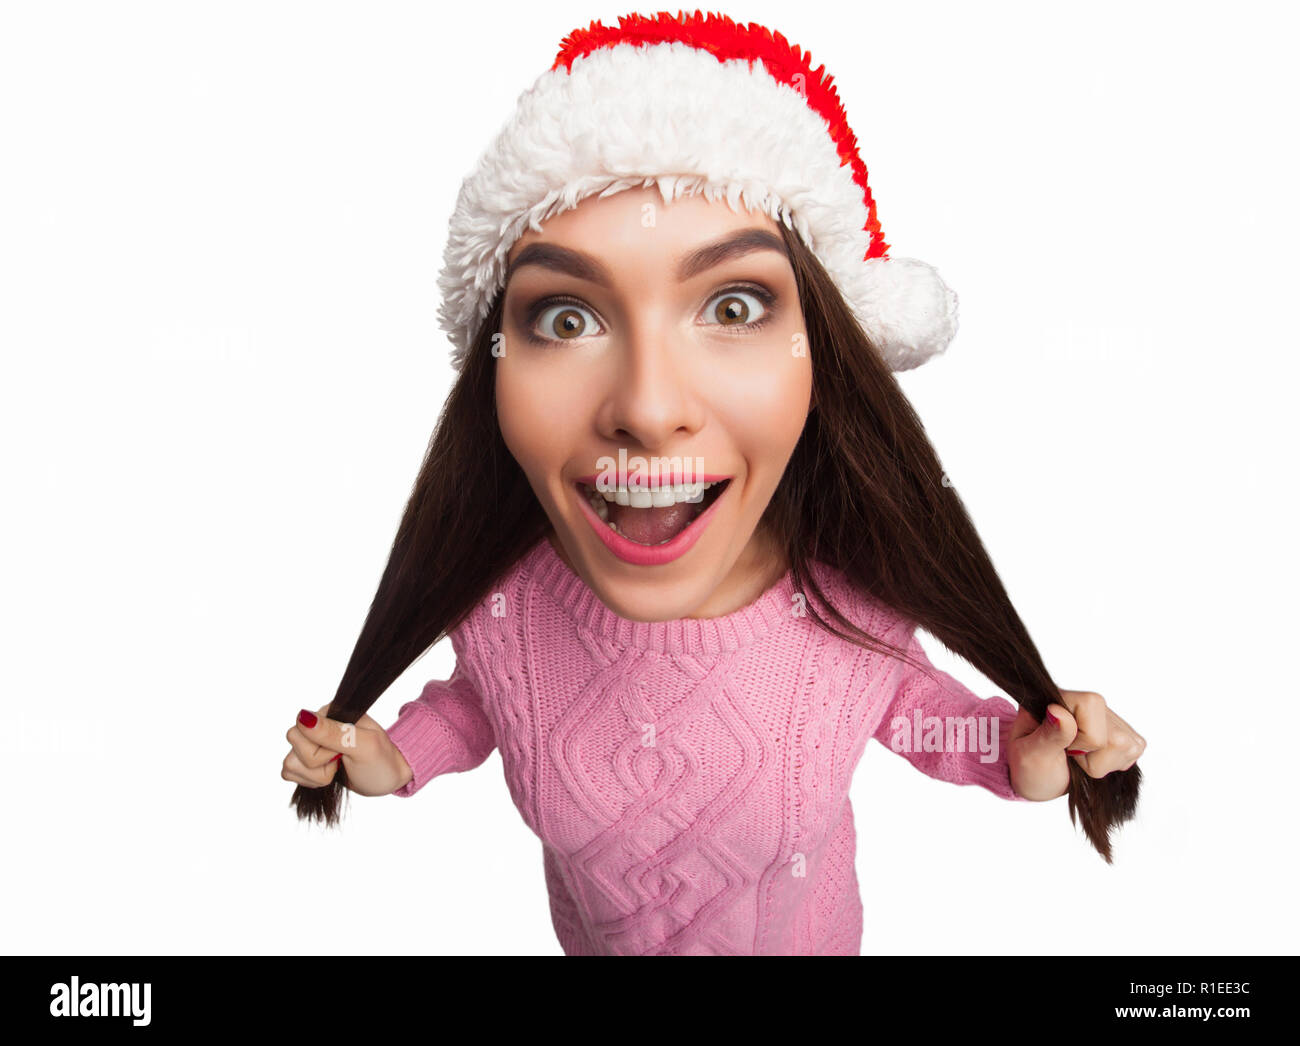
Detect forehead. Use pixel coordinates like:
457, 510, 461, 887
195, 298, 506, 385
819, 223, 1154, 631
505, 186, 782, 265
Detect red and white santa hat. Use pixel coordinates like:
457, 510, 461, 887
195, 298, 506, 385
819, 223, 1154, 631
438, 10, 958, 373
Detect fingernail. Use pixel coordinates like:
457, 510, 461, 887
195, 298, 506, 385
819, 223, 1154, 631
298, 709, 317, 728
329, 753, 341, 763
1067, 749, 1086, 756
1045, 710, 1059, 726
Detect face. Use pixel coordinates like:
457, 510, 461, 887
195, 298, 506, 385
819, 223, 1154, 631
495, 186, 813, 621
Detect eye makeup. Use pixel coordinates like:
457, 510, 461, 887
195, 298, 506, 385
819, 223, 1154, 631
516, 281, 781, 345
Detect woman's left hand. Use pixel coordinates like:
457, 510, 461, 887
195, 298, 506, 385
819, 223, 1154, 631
1007, 689, 1146, 801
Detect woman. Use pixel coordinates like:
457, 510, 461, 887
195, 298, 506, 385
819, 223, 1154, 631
280, 10, 1144, 955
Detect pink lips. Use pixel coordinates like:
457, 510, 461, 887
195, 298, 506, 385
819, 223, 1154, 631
572, 479, 731, 566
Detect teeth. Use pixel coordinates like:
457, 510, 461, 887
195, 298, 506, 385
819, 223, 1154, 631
590, 481, 719, 507
581, 479, 730, 540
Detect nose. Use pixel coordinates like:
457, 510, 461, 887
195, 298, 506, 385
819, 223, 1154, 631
596, 320, 706, 452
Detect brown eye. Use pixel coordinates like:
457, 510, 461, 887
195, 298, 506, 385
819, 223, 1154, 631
715, 297, 747, 324
551, 308, 584, 338
534, 303, 599, 341
704, 289, 767, 327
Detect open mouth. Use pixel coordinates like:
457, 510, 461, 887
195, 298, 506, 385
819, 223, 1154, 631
575, 478, 732, 547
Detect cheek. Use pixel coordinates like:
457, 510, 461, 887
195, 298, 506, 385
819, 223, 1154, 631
495, 359, 579, 478
714, 349, 812, 458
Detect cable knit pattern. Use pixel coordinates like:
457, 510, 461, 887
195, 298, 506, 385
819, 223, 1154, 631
386, 536, 1027, 955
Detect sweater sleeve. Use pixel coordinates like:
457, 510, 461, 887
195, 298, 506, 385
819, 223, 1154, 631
385, 662, 497, 798
873, 628, 1029, 801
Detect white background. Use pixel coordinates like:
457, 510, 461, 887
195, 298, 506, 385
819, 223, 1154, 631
3, 0, 1295, 955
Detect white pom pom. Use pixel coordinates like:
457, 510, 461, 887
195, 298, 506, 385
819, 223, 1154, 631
858, 256, 959, 372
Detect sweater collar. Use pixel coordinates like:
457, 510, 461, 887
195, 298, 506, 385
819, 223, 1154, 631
521, 535, 803, 656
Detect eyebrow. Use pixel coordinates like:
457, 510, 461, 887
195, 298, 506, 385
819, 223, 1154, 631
504, 227, 789, 288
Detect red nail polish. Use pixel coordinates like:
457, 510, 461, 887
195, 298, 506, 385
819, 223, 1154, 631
298, 709, 317, 728
329, 753, 341, 763
1046, 711, 1059, 726
1067, 749, 1085, 756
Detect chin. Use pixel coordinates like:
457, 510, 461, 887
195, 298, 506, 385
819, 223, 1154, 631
571, 539, 720, 619
541, 473, 761, 619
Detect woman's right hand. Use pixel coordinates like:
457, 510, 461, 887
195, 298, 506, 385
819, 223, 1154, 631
281, 705, 415, 796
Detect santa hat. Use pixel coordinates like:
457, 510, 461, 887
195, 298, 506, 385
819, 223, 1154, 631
437, 10, 958, 373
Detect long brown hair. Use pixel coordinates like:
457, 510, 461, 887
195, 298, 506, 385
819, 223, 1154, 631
291, 216, 1141, 862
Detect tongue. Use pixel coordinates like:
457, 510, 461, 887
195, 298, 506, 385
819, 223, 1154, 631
608, 501, 697, 545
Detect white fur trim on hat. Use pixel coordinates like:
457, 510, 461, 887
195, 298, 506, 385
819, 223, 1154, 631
436, 41, 957, 372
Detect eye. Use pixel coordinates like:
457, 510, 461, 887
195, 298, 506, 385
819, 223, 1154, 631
531, 301, 602, 341
701, 288, 768, 328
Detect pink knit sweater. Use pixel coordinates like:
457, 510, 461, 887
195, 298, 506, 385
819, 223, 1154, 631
385, 536, 1027, 955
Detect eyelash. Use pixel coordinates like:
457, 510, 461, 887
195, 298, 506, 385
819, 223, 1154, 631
521, 283, 779, 345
